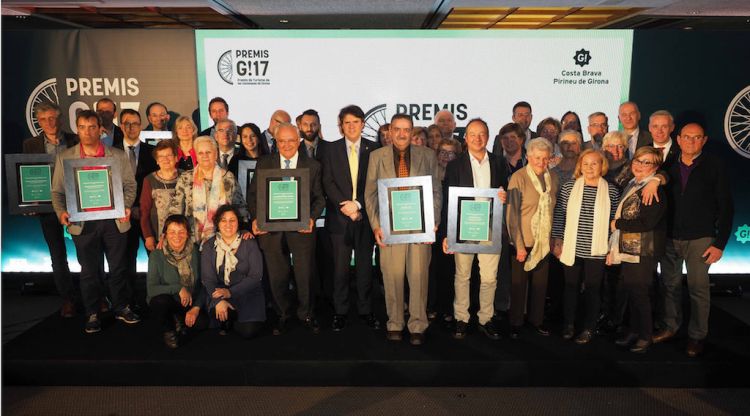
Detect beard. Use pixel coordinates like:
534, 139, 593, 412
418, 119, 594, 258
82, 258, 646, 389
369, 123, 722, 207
301, 130, 320, 142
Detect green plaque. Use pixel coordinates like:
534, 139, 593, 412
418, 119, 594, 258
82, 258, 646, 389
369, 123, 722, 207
390, 189, 423, 232
76, 168, 112, 210
19, 165, 52, 203
268, 179, 298, 220
459, 199, 491, 242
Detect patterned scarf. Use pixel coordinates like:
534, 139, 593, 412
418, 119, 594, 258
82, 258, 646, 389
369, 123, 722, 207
192, 167, 228, 243
560, 177, 611, 266
215, 234, 241, 286
163, 243, 194, 290
524, 165, 552, 272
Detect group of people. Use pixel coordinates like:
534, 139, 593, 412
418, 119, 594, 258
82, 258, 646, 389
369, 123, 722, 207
24, 97, 732, 356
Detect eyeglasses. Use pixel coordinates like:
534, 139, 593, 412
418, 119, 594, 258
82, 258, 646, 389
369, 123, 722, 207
123, 122, 141, 128
604, 144, 625, 150
633, 158, 658, 167
438, 150, 456, 158
589, 123, 608, 128
680, 135, 705, 142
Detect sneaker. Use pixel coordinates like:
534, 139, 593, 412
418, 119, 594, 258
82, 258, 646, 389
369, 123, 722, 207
453, 320, 468, 340
574, 329, 594, 345
84, 313, 101, 334
115, 306, 141, 325
561, 325, 575, 340
478, 321, 501, 341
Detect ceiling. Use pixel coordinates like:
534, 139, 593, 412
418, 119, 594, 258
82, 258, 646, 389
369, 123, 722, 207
2, 0, 749, 30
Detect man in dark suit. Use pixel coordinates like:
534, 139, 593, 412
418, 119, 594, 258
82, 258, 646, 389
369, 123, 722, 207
442, 118, 509, 341
215, 118, 241, 176
198, 97, 229, 137
249, 123, 325, 334
260, 109, 292, 155
116, 109, 157, 310
298, 109, 329, 161
647, 110, 679, 169
364, 114, 442, 346
619, 101, 653, 158
95, 98, 123, 148
512, 101, 538, 143
22, 102, 80, 317
322, 105, 381, 331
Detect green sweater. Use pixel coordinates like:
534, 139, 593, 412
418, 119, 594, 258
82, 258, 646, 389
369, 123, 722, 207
146, 245, 204, 309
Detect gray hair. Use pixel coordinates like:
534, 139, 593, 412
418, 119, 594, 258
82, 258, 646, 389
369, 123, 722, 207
34, 102, 61, 117
649, 110, 674, 126
558, 129, 582, 146
602, 130, 628, 147
588, 111, 608, 124
217, 118, 237, 136
526, 137, 553, 155
193, 135, 218, 152
274, 122, 300, 139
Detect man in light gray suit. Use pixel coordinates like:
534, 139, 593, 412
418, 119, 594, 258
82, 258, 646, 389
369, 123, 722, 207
364, 113, 441, 346
51, 110, 139, 334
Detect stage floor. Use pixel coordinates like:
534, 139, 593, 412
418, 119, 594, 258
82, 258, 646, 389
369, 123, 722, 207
4, 297, 750, 387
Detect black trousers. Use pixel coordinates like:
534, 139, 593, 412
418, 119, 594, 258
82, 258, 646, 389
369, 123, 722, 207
210, 307, 263, 339
330, 221, 375, 315
258, 230, 316, 320
38, 212, 77, 301
621, 257, 656, 341
428, 232, 455, 316
510, 247, 549, 327
563, 256, 606, 331
126, 211, 147, 309
71, 220, 131, 315
149, 293, 208, 332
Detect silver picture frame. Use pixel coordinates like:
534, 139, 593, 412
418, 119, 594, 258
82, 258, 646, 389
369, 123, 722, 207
4, 153, 55, 215
447, 186, 504, 254
377, 175, 435, 244
63, 157, 125, 222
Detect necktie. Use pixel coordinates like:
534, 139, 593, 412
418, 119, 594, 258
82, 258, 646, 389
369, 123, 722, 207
657, 147, 665, 157
397, 151, 409, 178
221, 153, 229, 169
349, 144, 358, 200
271, 139, 278, 154
284, 159, 291, 169
128, 146, 137, 174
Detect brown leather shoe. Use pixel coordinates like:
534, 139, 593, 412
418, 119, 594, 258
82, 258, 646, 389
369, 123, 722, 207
686, 338, 704, 357
386, 330, 403, 342
60, 300, 76, 318
409, 332, 425, 346
652, 329, 676, 344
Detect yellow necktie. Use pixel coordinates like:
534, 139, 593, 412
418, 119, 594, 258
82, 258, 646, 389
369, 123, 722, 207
349, 144, 358, 200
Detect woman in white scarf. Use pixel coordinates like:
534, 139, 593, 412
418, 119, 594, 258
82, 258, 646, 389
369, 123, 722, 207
551, 149, 619, 344
607, 147, 667, 353
506, 138, 559, 340
201, 205, 266, 339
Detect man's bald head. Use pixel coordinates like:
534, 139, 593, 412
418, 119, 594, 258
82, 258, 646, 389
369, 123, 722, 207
435, 110, 456, 139
269, 109, 292, 136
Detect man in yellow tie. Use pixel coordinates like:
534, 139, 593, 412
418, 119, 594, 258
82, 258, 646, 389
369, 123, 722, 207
321, 105, 381, 331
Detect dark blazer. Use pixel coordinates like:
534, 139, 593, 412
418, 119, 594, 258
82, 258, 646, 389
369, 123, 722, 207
199, 125, 213, 138
260, 130, 274, 155
633, 128, 653, 152
301, 138, 330, 162
322, 138, 380, 234
247, 150, 325, 222
201, 236, 266, 322
666, 152, 733, 249
442, 151, 510, 232
22, 132, 79, 154
110, 125, 125, 149
115, 140, 158, 206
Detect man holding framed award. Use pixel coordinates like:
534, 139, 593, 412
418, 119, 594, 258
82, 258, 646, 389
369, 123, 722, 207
51, 110, 139, 334
441, 118, 509, 341
364, 114, 441, 346
22, 102, 80, 318
248, 123, 325, 334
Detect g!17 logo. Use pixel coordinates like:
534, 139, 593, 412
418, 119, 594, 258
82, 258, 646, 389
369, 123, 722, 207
574, 49, 592, 67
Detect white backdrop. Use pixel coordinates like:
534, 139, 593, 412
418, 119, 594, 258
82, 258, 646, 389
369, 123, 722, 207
196, 30, 633, 149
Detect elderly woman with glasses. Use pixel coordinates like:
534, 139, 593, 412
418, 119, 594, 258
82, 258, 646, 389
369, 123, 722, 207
608, 146, 667, 353
168, 136, 250, 247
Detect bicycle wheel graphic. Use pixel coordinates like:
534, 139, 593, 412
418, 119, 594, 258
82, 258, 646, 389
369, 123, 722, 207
217, 50, 233, 85
26, 78, 59, 136
363, 104, 387, 142
725, 85, 750, 159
